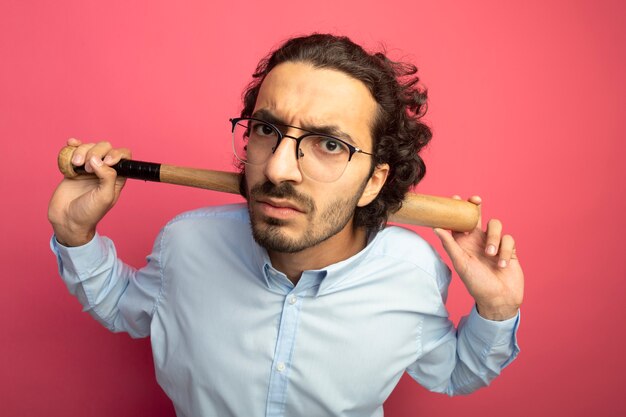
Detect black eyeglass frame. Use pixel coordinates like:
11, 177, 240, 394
229, 117, 373, 162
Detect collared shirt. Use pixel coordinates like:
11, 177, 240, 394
51, 204, 520, 417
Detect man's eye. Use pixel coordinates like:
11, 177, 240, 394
252, 123, 276, 137
318, 138, 347, 154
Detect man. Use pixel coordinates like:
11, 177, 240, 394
49, 34, 523, 417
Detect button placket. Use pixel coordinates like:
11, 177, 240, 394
265, 292, 303, 416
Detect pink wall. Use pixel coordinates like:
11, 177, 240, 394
2, 0, 625, 416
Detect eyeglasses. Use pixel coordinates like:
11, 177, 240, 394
230, 117, 373, 183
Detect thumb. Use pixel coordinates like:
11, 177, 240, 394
88, 156, 118, 208
433, 227, 466, 265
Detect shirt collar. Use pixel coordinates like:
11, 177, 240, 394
251, 229, 382, 297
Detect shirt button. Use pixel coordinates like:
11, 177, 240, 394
288, 296, 297, 305
276, 362, 286, 372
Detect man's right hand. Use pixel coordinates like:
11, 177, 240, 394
48, 138, 132, 247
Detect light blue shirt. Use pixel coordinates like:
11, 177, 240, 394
51, 204, 520, 417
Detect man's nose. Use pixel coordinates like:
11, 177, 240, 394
263, 135, 303, 185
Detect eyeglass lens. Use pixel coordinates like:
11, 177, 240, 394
232, 119, 352, 182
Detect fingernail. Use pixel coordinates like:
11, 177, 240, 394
498, 259, 507, 268
103, 155, 113, 164
91, 156, 103, 167
487, 245, 497, 255
72, 154, 83, 165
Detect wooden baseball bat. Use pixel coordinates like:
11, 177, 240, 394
57, 146, 479, 231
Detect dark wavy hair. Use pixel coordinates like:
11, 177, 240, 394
239, 33, 432, 230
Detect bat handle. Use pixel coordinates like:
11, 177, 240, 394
58, 145, 242, 194
58, 145, 161, 181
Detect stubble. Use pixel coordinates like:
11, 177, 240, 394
247, 180, 366, 253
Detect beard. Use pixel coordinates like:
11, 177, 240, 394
247, 179, 367, 254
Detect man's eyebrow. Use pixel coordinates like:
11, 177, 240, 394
251, 109, 356, 145
251, 109, 285, 128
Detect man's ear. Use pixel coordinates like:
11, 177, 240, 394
357, 163, 389, 207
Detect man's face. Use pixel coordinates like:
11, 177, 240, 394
245, 61, 386, 253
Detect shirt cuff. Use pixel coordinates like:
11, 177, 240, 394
50, 232, 110, 278
463, 305, 520, 346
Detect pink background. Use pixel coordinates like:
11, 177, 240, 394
2, 0, 625, 416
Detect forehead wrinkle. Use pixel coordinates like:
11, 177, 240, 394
253, 62, 376, 150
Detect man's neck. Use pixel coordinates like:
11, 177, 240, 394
268, 225, 369, 284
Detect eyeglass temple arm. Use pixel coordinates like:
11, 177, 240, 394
58, 146, 479, 231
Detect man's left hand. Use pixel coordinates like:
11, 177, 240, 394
434, 195, 524, 321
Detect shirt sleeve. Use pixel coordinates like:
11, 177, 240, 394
50, 231, 164, 338
406, 305, 520, 396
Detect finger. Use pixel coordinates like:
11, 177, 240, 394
67, 138, 82, 147
497, 234, 515, 268
485, 218, 503, 256
468, 195, 482, 205
71, 143, 97, 168
84, 141, 114, 173
103, 147, 132, 166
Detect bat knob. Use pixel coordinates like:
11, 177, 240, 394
57, 145, 79, 178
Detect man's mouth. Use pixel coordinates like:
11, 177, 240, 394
255, 198, 306, 219
249, 181, 315, 220
257, 198, 303, 212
